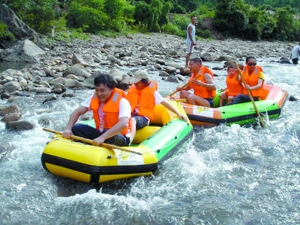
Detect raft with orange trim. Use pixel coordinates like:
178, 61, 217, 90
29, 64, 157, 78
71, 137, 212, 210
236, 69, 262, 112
179, 83, 289, 126
41, 100, 193, 184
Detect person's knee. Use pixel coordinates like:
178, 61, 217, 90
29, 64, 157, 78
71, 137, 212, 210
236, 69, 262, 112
72, 124, 83, 134
187, 94, 196, 103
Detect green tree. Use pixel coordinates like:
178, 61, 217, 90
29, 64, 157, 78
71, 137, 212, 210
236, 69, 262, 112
134, 0, 172, 32
272, 6, 295, 40
214, 0, 249, 37
67, 0, 108, 32
0, 0, 58, 34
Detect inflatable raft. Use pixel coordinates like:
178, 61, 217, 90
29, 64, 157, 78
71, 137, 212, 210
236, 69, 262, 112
41, 100, 193, 184
178, 83, 289, 126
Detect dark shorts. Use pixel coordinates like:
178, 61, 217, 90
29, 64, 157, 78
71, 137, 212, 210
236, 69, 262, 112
292, 58, 298, 65
205, 98, 214, 107
132, 115, 149, 129
72, 124, 130, 146
231, 94, 259, 104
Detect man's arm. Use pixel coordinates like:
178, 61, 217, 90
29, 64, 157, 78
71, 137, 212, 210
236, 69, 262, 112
93, 116, 129, 145
191, 73, 216, 90
62, 105, 88, 138
161, 101, 188, 121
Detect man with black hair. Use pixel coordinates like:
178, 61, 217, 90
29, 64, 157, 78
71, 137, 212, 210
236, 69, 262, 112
179, 57, 216, 107
62, 73, 132, 146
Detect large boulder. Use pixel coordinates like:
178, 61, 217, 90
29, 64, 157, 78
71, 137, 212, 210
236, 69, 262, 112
0, 3, 39, 48
4, 39, 45, 62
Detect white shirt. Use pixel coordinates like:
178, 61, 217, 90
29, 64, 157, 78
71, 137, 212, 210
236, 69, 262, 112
186, 23, 196, 45
291, 45, 300, 59
82, 94, 131, 132
154, 90, 164, 104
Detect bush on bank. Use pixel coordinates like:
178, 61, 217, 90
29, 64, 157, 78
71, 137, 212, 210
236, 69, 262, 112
0, 0, 299, 42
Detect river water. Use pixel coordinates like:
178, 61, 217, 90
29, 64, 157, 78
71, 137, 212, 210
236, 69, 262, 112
0, 59, 299, 225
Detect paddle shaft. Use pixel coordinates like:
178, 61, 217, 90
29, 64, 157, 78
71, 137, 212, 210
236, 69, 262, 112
234, 62, 265, 128
43, 128, 142, 155
168, 73, 202, 97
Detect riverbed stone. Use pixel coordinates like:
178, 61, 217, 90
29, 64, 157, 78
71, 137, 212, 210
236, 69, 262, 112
6, 120, 34, 130
3, 81, 21, 93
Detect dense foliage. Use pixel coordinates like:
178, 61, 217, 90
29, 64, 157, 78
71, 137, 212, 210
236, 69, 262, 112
214, 0, 300, 40
0, 0, 299, 41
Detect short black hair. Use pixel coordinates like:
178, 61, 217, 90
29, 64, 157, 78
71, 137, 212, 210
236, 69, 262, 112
246, 56, 256, 64
190, 57, 202, 64
94, 74, 117, 89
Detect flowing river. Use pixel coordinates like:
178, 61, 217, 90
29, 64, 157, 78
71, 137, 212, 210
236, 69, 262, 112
0, 59, 299, 225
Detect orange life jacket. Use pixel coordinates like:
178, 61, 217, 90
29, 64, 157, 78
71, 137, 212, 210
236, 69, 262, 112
226, 73, 243, 97
189, 66, 216, 98
242, 66, 264, 98
90, 88, 131, 135
127, 81, 157, 120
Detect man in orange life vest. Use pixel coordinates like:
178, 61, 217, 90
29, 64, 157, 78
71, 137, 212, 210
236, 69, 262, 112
62, 74, 132, 146
127, 70, 187, 140
179, 57, 216, 107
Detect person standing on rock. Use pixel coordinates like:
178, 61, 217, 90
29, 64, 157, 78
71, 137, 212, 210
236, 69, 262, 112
179, 57, 216, 107
185, 15, 197, 68
291, 43, 300, 65
62, 74, 132, 146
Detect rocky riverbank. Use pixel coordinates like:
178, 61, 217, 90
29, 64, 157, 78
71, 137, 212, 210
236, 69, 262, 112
0, 33, 297, 130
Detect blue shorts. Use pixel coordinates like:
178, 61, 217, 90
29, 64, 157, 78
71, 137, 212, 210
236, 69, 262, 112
206, 98, 214, 107
132, 115, 149, 129
72, 124, 130, 146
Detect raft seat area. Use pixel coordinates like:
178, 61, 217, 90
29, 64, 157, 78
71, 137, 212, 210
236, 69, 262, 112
132, 126, 161, 144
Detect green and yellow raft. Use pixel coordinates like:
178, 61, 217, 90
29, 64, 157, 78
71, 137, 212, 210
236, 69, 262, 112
41, 100, 193, 184
179, 83, 289, 126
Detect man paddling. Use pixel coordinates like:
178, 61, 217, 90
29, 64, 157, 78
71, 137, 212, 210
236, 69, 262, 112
179, 57, 216, 107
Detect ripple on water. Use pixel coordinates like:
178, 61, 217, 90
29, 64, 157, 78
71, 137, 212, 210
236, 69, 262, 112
0, 61, 300, 224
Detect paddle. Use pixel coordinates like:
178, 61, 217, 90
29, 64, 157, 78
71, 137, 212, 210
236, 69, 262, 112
168, 73, 202, 97
43, 128, 142, 155
234, 62, 265, 128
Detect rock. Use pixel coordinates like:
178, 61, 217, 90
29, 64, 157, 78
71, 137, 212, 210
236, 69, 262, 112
3, 81, 21, 93
159, 71, 170, 77
0, 4, 38, 48
1, 112, 21, 122
179, 67, 190, 75
6, 120, 34, 130
5, 39, 45, 62
278, 57, 291, 64
72, 53, 88, 66
201, 52, 214, 62
31, 86, 51, 93
164, 66, 177, 74
109, 67, 123, 82
0, 105, 19, 116
63, 65, 91, 78
166, 75, 180, 83
42, 94, 58, 104
65, 79, 83, 88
